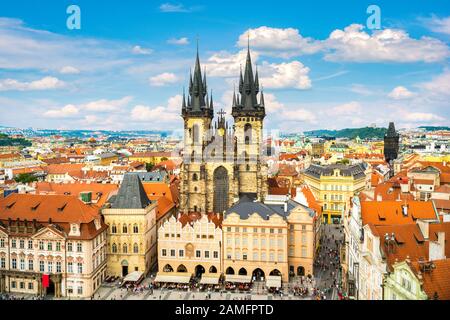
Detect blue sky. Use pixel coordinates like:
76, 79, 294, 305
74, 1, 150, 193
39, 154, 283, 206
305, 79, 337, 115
0, 0, 449, 132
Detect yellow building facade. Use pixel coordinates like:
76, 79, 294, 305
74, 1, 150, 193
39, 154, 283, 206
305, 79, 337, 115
102, 174, 158, 277
303, 163, 370, 224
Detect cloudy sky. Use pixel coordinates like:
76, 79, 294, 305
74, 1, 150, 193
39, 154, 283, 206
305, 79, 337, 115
0, 0, 449, 132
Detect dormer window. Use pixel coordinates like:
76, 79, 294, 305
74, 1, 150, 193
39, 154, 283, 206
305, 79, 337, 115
69, 223, 80, 236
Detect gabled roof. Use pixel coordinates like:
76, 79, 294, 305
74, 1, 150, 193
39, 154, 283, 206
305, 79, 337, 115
111, 173, 151, 209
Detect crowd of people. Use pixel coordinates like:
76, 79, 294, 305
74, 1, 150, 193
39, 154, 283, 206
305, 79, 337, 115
0, 293, 44, 300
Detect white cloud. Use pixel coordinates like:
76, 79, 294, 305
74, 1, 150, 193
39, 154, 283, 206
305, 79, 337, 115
330, 101, 362, 115
0, 76, 65, 91
59, 66, 80, 74
167, 94, 182, 112
263, 93, 284, 113
260, 61, 311, 90
132, 45, 153, 55
418, 71, 450, 97
149, 72, 179, 86
131, 105, 179, 122
44, 104, 79, 118
422, 16, 450, 35
204, 49, 255, 78
324, 24, 449, 63
388, 86, 416, 100
167, 37, 189, 45
350, 84, 374, 96
281, 109, 317, 123
83, 96, 133, 112
159, 3, 201, 13
237, 27, 322, 58
0, 18, 131, 72
403, 112, 445, 122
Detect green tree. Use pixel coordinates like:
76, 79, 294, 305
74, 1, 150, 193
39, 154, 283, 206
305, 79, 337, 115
14, 173, 38, 184
146, 162, 155, 172
160, 157, 169, 162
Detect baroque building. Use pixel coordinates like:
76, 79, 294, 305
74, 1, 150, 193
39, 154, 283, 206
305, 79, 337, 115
179, 46, 268, 215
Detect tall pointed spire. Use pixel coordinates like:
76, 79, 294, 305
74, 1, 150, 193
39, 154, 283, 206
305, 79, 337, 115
231, 41, 266, 120
182, 39, 213, 119
182, 87, 186, 109
210, 89, 214, 109
260, 87, 265, 106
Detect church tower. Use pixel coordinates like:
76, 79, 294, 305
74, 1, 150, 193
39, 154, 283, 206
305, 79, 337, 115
179, 48, 214, 214
231, 46, 268, 201
180, 44, 268, 215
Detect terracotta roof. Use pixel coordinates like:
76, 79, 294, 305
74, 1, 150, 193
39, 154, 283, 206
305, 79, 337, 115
42, 157, 71, 165
414, 179, 435, 185
269, 187, 297, 198
34, 181, 119, 208
12, 166, 45, 175
130, 152, 172, 158
0, 153, 20, 160
372, 180, 414, 201
435, 185, 450, 193
154, 159, 182, 171
432, 199, 450, 213
0, 194, 107, 240
410, 258, 450, 300
361, 201, 438, 226
371, 223, 429, 270
45, 163, 84, 175
178, 212, 222, 228
297, 185, 322, 215
277, 164, 298, 177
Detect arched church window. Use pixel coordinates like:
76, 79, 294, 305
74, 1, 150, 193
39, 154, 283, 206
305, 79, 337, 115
122, 224, 128, 234
193, 124, 200, 144
244, 123, 252, 145
123, 243, 128, 253
112, 243, 117, 253
193, 173, 198, 181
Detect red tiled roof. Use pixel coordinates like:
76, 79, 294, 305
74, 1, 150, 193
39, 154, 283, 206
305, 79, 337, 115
361, 201, 438, 226
410, 258, 450, 300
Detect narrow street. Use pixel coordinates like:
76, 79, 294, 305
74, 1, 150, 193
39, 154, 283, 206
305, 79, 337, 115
313, 224, 344, 300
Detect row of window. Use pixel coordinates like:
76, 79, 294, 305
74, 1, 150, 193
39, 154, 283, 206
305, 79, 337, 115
323, 185, 351, 191
0, 238, 84, 253
111, 243, 140, 254
110, 224, 139, 234
226, 252, 284, 262
161, 249, 219, 259
324, 194, 344, 201
226, 237, 284, 247
225, 227, 283, 234
0, 257, 84, 274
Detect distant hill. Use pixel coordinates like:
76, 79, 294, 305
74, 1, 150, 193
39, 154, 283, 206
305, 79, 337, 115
304, 127, 387, 139
419, 126, 450, 131
0, 133, 32, 147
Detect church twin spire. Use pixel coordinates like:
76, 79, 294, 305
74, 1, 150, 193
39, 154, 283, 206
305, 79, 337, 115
182, 41, 264, 120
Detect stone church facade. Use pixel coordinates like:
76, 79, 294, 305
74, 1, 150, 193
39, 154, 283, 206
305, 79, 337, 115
179, 47, 268, 214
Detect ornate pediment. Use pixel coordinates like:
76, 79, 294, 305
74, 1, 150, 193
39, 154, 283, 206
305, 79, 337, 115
32, 226, 65, 240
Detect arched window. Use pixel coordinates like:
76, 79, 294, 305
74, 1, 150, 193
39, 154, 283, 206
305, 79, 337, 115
193, 173, 198, 181
246, 164, 250, 172
112, 243, 117, 253
192, 124, 199, 144
122, 224, 128, 234
111, 224, 117, 234
133, 243, 139, 253
244, 123, 252, 145
123, 244, 128, 253
191, 151, 195, 163
193, 205, 198, 212
133, 224, 139, 234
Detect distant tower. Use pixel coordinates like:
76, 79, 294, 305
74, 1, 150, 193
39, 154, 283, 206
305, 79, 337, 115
384, 122, 400, 163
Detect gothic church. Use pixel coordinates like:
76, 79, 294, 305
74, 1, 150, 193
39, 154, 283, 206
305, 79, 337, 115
179, 46, 268, 214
